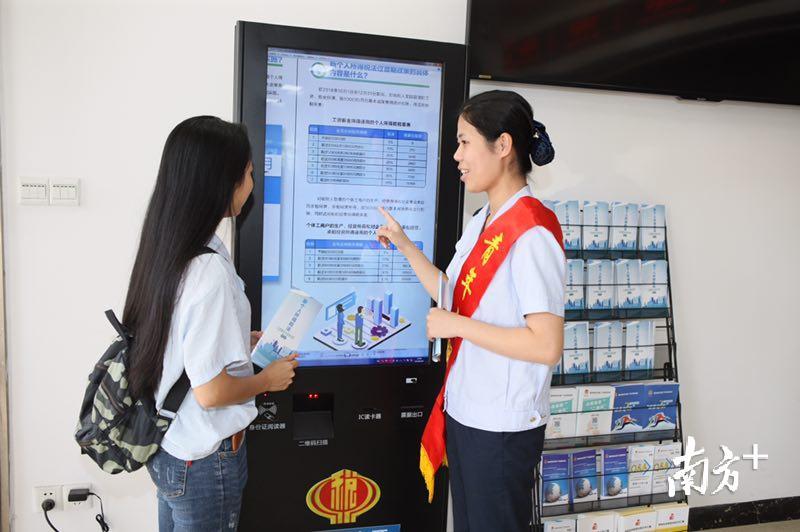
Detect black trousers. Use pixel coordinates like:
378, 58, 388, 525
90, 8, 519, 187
446, 414, 546, 532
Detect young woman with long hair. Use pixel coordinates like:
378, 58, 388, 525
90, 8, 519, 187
124, 116, 298, 531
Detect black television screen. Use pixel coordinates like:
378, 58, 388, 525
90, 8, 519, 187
468, 0, 800, 105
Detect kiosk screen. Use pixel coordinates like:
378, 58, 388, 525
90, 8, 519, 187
260, 47, 444, 367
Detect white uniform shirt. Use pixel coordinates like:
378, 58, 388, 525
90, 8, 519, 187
443, 186, 566, 432
155, 235, 258, 460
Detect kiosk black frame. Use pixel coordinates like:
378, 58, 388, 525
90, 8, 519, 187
234, 21, 466, 532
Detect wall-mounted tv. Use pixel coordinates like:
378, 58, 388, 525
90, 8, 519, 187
468, 0, 800, 105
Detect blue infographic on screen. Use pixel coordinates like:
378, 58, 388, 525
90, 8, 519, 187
261, 48, 443, 367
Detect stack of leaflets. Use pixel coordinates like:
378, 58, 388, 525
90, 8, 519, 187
576, 512, 615, 532
542, 453, 571, 507
547, 387, 578, 439
564, 322, 590, 374
587, 260, 614, 310
576, 386, 615, 436
639, 204, 666, 251
642, 260, 669, 308
611, 384, 646, 433
625, 320, 655, 371
566, 259, 585, 310
582, 201, 610, 250
628, 444, 655, 496
555, 200, 582, 250
654, 502, 689, 531
599, 447, 629, 500
610, 202, 639, 250
593, 321, 623, 372
616, 507, 657, 531
543, 517, 577, 532
652, 442, 683, 494
571, 449, 599, 503
615, 259, 642, 309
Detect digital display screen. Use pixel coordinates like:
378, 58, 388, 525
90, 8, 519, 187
468, 0, 800, 105
261, 48, 444, 367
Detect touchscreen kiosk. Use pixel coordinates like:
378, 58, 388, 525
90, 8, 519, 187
235, 22, 466, 531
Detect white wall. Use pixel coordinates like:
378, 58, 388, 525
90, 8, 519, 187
0, 1, 466, 530
466, 80, 800, 507
2, 1, 798, 530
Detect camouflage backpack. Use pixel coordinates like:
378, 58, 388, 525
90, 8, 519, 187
74, 309, 191, 474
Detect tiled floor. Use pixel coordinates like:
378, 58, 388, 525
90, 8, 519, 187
712, 521, 800, 531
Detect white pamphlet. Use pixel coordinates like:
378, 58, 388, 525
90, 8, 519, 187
251, 289, 322, 367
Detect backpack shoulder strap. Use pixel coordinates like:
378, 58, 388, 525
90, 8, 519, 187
105, 310, 131, 348
160, 372, 191, 419
158, 245, 217, 419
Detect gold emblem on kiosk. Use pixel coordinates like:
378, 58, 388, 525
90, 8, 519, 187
306, 469, 381, 525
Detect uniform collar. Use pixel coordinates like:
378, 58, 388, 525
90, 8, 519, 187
206, 234, 232, 263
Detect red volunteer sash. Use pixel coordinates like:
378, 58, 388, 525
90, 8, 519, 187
419, 196, 564, 502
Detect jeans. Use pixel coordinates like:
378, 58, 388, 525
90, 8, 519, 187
146, 436, 248, 531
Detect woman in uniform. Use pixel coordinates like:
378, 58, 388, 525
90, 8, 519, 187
377, 90, 566, 532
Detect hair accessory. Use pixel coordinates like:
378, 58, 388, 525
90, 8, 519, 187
531, 119, 555, 166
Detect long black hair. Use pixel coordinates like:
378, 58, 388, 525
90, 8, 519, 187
124, 116, 252, 399
459, 90, 555, 173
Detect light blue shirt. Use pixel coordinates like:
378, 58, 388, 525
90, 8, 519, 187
155, 235, 257, 460
443, 186, 566, 432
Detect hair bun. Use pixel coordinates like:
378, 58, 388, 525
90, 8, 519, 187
531, 119, 555, 166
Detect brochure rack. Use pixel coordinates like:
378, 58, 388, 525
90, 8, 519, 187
533, 221, 684, 529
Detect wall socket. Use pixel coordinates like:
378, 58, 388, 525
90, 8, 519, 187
33, 485, 62, 512
62, 483, 93, 511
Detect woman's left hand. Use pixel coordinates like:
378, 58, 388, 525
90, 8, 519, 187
250, 330, 263, 351
426, 308, 463, 340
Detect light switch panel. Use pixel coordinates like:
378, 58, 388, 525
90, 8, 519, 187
19, 178, 49, 205
50, 179, 80, 206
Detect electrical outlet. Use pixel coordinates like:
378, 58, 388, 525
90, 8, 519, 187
33, 485, 62, 512
62, 483, 93, 511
